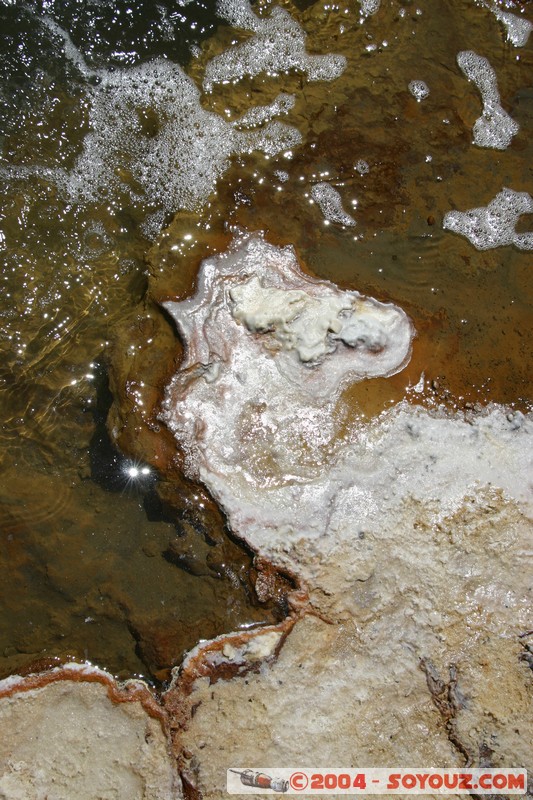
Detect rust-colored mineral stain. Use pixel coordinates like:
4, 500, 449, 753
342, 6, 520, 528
0, 665, 167, 724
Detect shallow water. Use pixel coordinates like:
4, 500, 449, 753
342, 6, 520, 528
0, 0, 532, 683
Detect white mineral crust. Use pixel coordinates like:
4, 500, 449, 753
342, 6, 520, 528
161, 234, 532, 605
161, 234, 413, 510
0, 669, 179, 800
161, 236, 533, 799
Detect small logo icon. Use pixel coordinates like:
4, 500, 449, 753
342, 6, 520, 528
229, 769, 289, 793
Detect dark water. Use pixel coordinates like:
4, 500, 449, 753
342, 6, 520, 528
0, 0, 286, 685
0, 0, 532, 683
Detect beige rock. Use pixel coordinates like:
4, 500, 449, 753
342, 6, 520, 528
172, 490, 532, 799
0, 667, 181, 800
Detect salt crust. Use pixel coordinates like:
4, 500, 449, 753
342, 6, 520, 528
0, 668, 178, 800
310, 182, 356, 227
457, 50, 519, 150
204, 0, 346, 90
162, 237, 532, 797
443, 187, 533, 250
162, 232, 413, 477
162, 235, 532, 611
221, 630, 283, 662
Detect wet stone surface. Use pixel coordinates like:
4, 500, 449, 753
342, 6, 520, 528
0, 0, 532, 710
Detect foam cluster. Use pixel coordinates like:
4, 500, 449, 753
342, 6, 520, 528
161, 234, 413, 483
443, 187, 533, 251
204, 0, 346, 90
457, 50, 519, 150
483, 1, 533, 47
236, 93, 295, 129
408, 80, 430, 102
310, 183, 356, 227
58, 60, 301, 215
42, 7, 351, 223
359, 0, 381, 16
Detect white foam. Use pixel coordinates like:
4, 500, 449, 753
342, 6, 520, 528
408, 80, 429, 102
7, 14, 351, 236
482, 1, 533, 47
494, 7, 533, 46
456, 50, 519, 150
216, 0, 261, 30
204, 1, 346, 90
443, 187, 533, 251
58, 59, 301, 215
310, 183, 356, 227
235, 93, 295, 129
36, 15, 350, 223
359, 0, 381, 16
245, 120, 302, 157
41, 16, 97, 80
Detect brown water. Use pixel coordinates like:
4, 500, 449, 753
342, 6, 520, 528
1, 0, 532, 684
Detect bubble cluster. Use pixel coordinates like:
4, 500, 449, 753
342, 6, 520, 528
359, 0, 381, 16
310, 183, 356, 227
30, 10, 352, 226
204, 0, 346, 90
57, 59, 301, 216
235, 93, 295, 129
483, 1, 533, 47
457, 50, 519, 150
408, 80, 429, 102
355, 160, 369, 175
443, 187, 533, 251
